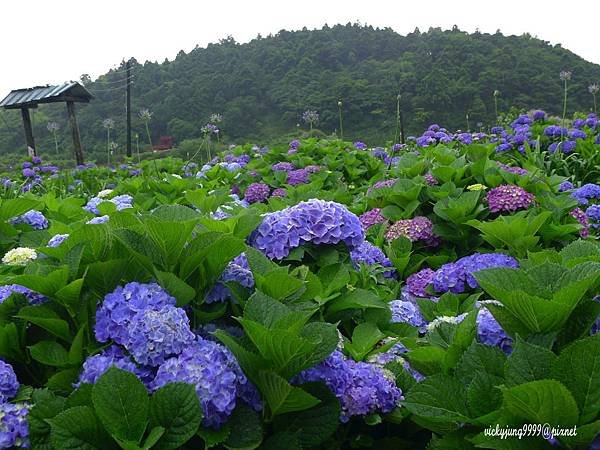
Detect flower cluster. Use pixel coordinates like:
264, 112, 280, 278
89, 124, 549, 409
406, 268, 436, 298
367, 178, 398, 194
354, 141, 367, 150
87, 215, 109, 225
486, 185, 535, 213
359, 208, 387, 230
250, 199, 364, 259
368, 342, 424, 382
0, 284, 46, 306
84, 194, 133, 215
286, 169, 309, 186
432, 253, 519, 294
47, 233, 69, 248
8, 210, 48, 230
389, 299, 427, 329
496, 162, 528, 176
272, 162, 295, 172
385, 216, 437, 245
424, 172, 439, 185
571, 183, 600, 205
586, 205, 600, 229
476, 306, 512, 354
151, 337, 261, 428
349, 242, 396, 278
270, 188, 287, 198
206, 254, 254, 303
2, 248, 37, 265
302, 110, 319, 125
571, 208, 590, 237
558, 180, 574, 192
210, 194, 249, 220
244, 183, 270, 204
76, 345, 152, 387
0, 361, 29, 448
294, 350, 402, 422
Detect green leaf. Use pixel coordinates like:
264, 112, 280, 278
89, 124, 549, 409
29, 341, 69, 366
256, 371, 320, 416
504, 338, 557, 387
467, 372, 503, 419
28, 389, 66, 449
456, 343, 506, 384
317, 263, 350, 296
66, 384, 94, 409
551, 335, 600, 424
344, 322, 385, 361
149, 383, 202, 450
254, 268, 305, 300
49, 406, 113, 450
405, 346, 447, 376
16, 305, 72, 341
223, 404, 263, 449
154, 270, 196, 306
502, 380, 579, 427
92, 367, 149, 443
326, 288, 387, 315
197, 426, 231, 449
403, 374, 471, 422
142, 427, 165, 450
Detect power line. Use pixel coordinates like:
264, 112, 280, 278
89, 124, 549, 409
94, 76, 135, 85
88, 85, 130, 94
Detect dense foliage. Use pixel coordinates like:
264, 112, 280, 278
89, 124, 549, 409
0, 109, 599, 448
2, 24, 600, 162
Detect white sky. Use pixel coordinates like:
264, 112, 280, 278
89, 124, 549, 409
1, 0, 600, 96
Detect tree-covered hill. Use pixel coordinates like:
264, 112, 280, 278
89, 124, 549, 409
2, 24, 600, 158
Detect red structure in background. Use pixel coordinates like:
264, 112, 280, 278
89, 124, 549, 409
153, 136, 173, 150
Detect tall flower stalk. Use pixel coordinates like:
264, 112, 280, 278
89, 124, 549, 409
139, 109, 153, 150
394, 94, 401, 144
302, 110, 319, 131
560, 70, 572, 141
47, 122, 60, 155
589, 84, 599, 114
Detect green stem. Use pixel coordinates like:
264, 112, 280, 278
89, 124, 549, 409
561, 79, 568, 142
338, 103, 344, 141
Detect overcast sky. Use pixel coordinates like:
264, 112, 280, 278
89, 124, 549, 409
1, 0, 600, 96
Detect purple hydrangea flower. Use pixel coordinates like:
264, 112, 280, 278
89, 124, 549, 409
289, 139, 300, 149
206, 254, 254, 303
76, 345, 153, 387
571, 208, 591, 237
0, 402, 29, 448
244, 183, 270, 204
249, 199, 364, 260
0, 284, 47, 306
272, 162, 295, 172
389, 299, 427, 329
432, 253, 519, 294
9, 210, 48, 230
151, 337, 261, 428
367, 179, 398, 194
294, 350, 402, 422
424, 173, 439, 185
47, 234, 69, 248
486, 185, 535, 213
353, 141, 367, 150
0, 361, 19, 402
349, 242, 396, 278
270, 188, 287, 198
84, 194, 133, 215
476, 307, 512, 353
497, 162, 528, 176
21, 162, 32, 169
533, 110, 546, 120
385, 216, 436, 244
406, 268, 436, 298
359, 208, 387, 230
22, 168, 35, 178
286, 169, 309, 186
371, 147, 388, 159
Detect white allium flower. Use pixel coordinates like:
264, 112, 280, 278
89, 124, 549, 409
2, 247, 37, 265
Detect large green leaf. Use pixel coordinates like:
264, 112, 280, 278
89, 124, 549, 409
504, 338, 556, 387
403, 374, 471, 422
149, 383, 202, 450
49, 406, 113, 450
92, 367, 149, 443
255, 371, 320, 416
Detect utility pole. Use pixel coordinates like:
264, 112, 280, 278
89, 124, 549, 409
126, 60, 132, 157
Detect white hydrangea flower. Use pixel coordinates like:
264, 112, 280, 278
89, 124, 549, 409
171, 174, 182, 179
426, 314, 467, 332
97, 189, 114, 198
2, 247, 37, 265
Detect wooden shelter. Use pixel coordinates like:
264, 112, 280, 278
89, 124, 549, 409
0, 82, 93, 165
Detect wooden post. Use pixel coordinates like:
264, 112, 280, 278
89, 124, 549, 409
66, 101, 84, 165
126, 60, 132, 157
20, 108, 36, 156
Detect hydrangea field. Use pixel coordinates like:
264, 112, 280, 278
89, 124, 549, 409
0, 110, 599, 449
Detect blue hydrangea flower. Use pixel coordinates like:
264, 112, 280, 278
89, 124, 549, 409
47, 234, 69, 248
389, 300, 427, 329
76, 345, 153, 387
206, 254, 254, 303
0, 402, 29, 448
369, 342, 425, 382
558, 181, 574, 192
84, 194, 133, 215
0, 361, 19, 403
349, 242, 396, 278
8, 210, 48, 230
87, 215, 109, 224
95, 282, 177, 345
586, 205, 600, 229
571, 184, 600, 205
249, 199, 364, 260
151, 337, 261, 428
476, 307, 512, 354
0, 285, 46, 306
294, 350, 402, 422
433, 253, 518, 294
